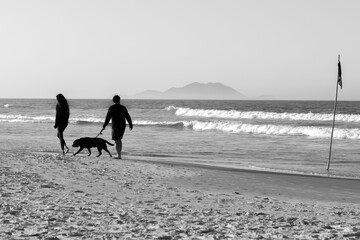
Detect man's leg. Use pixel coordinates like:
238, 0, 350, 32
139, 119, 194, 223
115, 139, 122, 159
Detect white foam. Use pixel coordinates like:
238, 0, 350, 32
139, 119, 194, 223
188, 120, 360, 139
134, 120, 191, 128
0, 115, 186, 127
0, 114, 102, 124
166, 106, 360, 122
0, 114, 54, 123
71, 117, 103, 124
134, 117, 360, 139
2, 113, 359, 139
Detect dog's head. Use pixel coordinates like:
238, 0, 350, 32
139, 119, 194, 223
72, 139, 81, 147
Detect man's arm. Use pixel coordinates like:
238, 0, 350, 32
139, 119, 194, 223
103, 108, 111, 129
125, 109, 133, 130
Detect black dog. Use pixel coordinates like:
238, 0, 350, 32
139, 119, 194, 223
72, 137, 114, 157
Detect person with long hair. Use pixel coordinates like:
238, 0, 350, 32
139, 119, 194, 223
54, 94, 70, 154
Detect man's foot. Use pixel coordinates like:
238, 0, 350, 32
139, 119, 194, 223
65, 146, 70, 154
114, 156, 122, 159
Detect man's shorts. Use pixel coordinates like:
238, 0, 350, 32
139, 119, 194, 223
112, 125, 126, 141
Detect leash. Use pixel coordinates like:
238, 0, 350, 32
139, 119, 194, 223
95, 129, 104, 138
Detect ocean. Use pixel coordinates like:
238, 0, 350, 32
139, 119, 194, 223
1, 98, 360, 179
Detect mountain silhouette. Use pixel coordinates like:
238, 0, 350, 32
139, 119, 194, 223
133, 82, 246, 100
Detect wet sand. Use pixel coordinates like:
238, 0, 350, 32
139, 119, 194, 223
1, 151, 360, 239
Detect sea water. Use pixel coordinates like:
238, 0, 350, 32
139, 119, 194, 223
1, 98, 360, 179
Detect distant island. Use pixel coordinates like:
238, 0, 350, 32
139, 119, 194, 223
130, 82, 275, 100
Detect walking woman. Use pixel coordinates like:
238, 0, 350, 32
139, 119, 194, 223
54, 94, 70, 154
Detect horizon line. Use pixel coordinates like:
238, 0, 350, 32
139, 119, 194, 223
0, 97, 359, 102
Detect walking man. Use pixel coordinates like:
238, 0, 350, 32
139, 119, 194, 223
102, 95, 133, 159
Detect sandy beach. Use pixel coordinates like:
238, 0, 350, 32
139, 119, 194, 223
1, 151, 360, 239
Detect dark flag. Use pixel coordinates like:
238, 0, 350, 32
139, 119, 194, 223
337, 59, 342, 89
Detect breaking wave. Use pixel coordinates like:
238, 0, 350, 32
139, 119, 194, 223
166, 106, 360, 122
136, 120, 360, 139
187, 121, 360, 139
2, 114, 359, 139
0, 114, 55, 123
137, 119, 360, 140
0, 115, 189, 129
0, 115, 188, 127
0, 114, 103, 124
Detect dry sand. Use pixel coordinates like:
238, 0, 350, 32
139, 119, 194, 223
1, 151, 360, 239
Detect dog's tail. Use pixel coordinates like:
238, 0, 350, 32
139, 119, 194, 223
105, 140, 114, 146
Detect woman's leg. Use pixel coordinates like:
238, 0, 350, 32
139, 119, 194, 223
57, 128, 65, 153
57, 126, 69, 154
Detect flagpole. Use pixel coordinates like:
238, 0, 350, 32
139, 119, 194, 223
327, 81, 339, 170
327, 55, 340, 171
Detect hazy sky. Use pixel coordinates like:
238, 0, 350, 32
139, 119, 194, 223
1, 0, 360, 100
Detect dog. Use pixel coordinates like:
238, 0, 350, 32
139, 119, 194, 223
72, 137, 114, 157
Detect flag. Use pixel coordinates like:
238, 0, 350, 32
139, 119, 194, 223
337, 59, 342, 89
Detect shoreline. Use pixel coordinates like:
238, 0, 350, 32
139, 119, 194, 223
2, 150, 360, 239
126, 155, 360, 181
123, 155, 360, 204
36, 150, 360, 181
32, 151, 360, 203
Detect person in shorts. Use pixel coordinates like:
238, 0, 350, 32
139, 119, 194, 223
102, 95, 133, 159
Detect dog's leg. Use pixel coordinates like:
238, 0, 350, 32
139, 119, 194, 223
103, 146, 112, 158
96, 147, 102, 157
73, 147, 84, 156
87, 148, 91, 156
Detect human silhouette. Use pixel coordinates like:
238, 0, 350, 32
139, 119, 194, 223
54, 94, 70, 154
102, 95, 133, 159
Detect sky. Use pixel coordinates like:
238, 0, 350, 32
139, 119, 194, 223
1, 0, 360, 100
